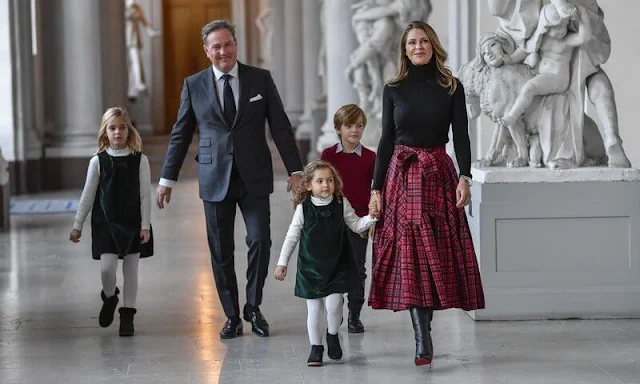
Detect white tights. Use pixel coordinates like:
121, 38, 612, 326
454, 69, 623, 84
306, 293, 344, 345
100, 253, 140, 308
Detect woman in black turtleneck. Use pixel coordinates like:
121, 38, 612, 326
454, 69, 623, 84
367, 21, 485, 368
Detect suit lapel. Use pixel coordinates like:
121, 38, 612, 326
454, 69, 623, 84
232, 63, 251, 129
201, 68, 230, 129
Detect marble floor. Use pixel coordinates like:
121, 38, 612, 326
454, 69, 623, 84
1, 178, 639, 384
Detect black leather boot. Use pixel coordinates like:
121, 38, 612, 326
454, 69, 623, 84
307, 345, 324, 366
326, 332, 343, 360
99, 287, 119, 327
409, 307, 433, 367
118, 307, 137, 337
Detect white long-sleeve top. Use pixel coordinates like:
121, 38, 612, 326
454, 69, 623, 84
277, 195, 377, 267
73, 147, 151, 231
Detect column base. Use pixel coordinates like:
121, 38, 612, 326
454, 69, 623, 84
468, 166, 640, 320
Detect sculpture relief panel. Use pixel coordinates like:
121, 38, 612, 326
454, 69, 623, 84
459, 0, 631, 169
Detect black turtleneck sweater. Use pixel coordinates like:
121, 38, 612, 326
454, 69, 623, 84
372, 61, 471, 190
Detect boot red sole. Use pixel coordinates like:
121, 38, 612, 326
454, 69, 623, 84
415, 357, 432, 367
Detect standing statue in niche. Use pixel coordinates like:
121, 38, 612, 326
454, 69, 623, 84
126, 0, 160, 100
255, 6, 273, 69
458, 0, 630, 169
346, 0, 432, 147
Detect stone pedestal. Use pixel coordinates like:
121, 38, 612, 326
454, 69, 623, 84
468, 167, 640, 320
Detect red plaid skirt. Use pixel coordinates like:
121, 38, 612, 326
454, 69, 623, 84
368, 145, 485, 311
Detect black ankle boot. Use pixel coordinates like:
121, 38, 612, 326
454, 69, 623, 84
409, 307, 433, 366
348, 311, 365, 333
307, 345, 324, 366
326, 332, 343, 360
99, 287, 119, 327
119, 307, 137, 337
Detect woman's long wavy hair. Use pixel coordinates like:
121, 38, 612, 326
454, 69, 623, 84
291, 160, 344, 207
388, 21, 457, 95
96, 107, 143, 154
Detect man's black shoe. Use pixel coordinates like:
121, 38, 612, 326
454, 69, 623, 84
219, 317, 243, 339
243, 305, 270, 337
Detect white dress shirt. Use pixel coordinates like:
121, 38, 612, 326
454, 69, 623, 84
212, 62, 240, 112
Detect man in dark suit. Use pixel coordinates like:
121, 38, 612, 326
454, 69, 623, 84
155, 20, 303, 339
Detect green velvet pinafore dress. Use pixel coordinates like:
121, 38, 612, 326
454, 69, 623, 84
294, 197, 359, 299
90, 151, 154, 260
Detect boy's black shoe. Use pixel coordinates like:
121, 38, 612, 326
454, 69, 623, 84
326, 332, 343, 360
348, 311, 365, 333
307, 345, 324, 366
99, 287, 119, 327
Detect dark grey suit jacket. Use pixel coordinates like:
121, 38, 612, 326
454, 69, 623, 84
160, 63, 303, 202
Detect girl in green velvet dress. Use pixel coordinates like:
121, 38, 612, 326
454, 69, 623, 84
70, 107, 153, 337
275, 160, 377, 367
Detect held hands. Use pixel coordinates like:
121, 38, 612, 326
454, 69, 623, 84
368, 191, 381, 219
140, 229, 150, 244
287, 174, 302, 193
274, 266, 287, 281
456, 179, 471, 208
69, 229, 81, 243
155, 185, 172, 209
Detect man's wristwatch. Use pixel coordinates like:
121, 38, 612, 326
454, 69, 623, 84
460, 175, 473, 186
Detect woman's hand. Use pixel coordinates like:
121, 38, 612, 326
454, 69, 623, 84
369, 191, 382, 218
456, 179, 471, 208
274, 266, 287, 281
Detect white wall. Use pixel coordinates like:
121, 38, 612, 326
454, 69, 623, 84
472, 0, 640, 167
431, 1, 450, 48
0, 0, 14, 161
596, 0, 640, 167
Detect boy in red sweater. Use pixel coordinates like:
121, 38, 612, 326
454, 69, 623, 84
321, 104, 376, 333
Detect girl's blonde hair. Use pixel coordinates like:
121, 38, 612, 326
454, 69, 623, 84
291, 160, 344, 207
388, 21, 458, 95
96, 107, 143, 154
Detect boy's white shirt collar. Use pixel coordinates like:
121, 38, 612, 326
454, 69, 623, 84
336, 142, 363, 157
212, 62, 239, 81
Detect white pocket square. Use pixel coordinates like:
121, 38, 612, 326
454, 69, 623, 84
249, 94, 263, 102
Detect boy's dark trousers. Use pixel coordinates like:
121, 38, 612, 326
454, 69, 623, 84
347, 230, 368, 331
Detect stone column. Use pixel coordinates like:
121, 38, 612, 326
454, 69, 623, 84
8, 0, 42, 194
296, 0, 323, 162
449, 0, 479, 163
269, 0, 286, 99
283, 0, 304, 129
316, 0, 359, 152
41, 0, 127, 189
296, 0, 324, 161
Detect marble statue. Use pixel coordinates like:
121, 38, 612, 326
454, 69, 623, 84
346, 0, 431, 147
459, 33, 607, 168
125, 0, 160, 99
255, 6, 273, 69
458, 0, 630, 169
